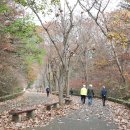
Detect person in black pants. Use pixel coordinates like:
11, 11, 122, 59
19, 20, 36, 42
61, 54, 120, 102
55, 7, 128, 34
101, 86, 107, 106
80, 85, 87, 104
46, 87, 50, 97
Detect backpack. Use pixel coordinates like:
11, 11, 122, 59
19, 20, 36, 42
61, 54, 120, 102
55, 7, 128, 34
87, 88, 94, 97
101, 88, 107, 96
46, 88, 49, 93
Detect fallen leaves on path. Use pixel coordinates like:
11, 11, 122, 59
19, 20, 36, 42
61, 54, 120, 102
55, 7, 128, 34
108, 101, 130, 130
0, 93, 130, 130
0, 96, 82, 130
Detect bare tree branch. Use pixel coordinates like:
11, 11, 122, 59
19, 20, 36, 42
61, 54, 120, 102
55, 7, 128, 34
27, 0, 65, 67
102, 0, 110, 13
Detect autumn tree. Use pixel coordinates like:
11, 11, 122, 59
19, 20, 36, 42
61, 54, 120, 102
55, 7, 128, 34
78, 0, 130, 96
14, 0, 79, 105
0, 0, 45, 96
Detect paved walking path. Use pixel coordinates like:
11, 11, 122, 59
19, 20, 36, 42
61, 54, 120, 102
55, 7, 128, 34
1, 91, 129, 130
0, 90, 55, 113
27, 99, 118, 130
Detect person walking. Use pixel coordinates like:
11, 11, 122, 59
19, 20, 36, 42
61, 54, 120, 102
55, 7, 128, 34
87, 84, 94, 105
46, 87, 50, 97
80, 85, 87, 104
101, 86, 107, 106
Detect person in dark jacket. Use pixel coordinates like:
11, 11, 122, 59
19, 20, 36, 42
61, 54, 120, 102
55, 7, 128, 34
87, 84, 94, 105
101, 86, 107, 106
46, 87, 50, 97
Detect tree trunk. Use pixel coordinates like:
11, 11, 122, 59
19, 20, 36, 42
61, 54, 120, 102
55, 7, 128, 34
58, 74, 64, 105
111, 41, 126, 85
66, 70, 70, 97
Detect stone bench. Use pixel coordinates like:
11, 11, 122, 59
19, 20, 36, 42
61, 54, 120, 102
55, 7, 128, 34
9, 108, 36, 122
45, 102, 59, 110
51, 91, 66, 97
64, 97, 72, 105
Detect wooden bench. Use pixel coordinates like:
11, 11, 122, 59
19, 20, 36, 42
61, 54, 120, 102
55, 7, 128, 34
45, 102, 59, 110
9, 108, 36, 122
64, 98, 72, 105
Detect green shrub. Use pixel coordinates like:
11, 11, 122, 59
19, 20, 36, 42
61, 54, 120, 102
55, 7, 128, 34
107, 97, 130, 108
71, 89, 80, 96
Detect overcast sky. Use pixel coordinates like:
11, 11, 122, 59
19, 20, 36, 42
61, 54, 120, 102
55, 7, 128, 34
60, 0, 122, 11
29, 0, 122, 24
